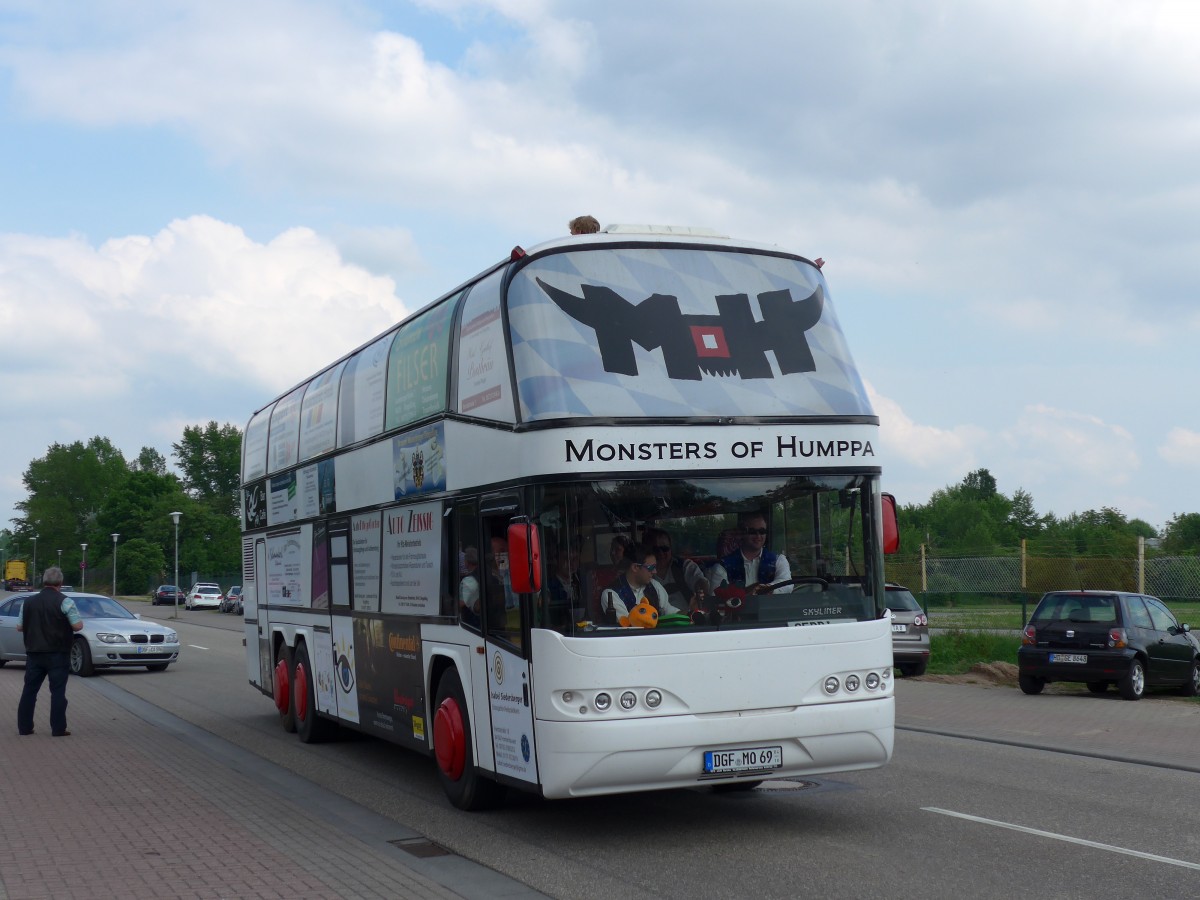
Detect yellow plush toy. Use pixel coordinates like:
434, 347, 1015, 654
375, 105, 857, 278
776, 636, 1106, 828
619, 598, 659, 628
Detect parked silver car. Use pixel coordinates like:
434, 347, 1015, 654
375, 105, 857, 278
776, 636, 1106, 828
220, 586, 243, 614
885, 583, 930, 676
0, 592, 181, 676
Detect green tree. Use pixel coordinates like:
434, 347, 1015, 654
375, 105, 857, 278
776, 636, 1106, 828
1161, 513, 1200, 554
960, 468, 998, 501
134, 446, 169, 476
1007, 488, 1046, 539
173, 422, 242, 517
114, 538, 167, 594
16, 437, 131, 576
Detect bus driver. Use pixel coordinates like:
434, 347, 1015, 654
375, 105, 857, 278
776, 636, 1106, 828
707, 513, 793, 595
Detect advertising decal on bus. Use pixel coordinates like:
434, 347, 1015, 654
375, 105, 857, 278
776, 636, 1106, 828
488, 644, 538, 784
392, 423, 446, 498
351, 512, 382, 612
331, 617, 359, 724
267, 526, 310, 607
381, 500, 442, 616
352, 617, 427, 750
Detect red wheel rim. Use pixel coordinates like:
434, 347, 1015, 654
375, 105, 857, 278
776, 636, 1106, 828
433, 696, 466, 780
294, 661, 308, 722
274, 658, 290, 714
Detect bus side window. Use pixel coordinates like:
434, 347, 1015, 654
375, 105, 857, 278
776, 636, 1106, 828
484, 523, 521, 650
453, 503, 483, 631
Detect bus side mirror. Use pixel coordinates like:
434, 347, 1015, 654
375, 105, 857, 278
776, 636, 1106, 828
507, 520, 542, 593
881, 493, 900, 555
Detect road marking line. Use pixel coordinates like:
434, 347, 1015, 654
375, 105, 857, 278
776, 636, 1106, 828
923, 808, 1200, 870
188, 644, 209, 650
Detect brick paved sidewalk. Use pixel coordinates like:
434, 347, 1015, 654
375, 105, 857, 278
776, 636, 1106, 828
0, 668, 536, 900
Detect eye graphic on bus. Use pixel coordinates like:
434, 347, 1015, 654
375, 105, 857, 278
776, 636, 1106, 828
337, 654, 354, 692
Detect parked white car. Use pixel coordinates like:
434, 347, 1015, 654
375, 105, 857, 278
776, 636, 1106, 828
185, 583, 223, 610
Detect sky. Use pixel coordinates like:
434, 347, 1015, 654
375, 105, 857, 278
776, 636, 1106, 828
1, 0, 1198, 537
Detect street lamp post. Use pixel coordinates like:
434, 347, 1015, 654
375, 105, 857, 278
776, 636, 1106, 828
31, 536, 37, 587
170, 511, 182, 619
111, 533, 120, 598
81, 543, 87, 592
57, 549, 62, 572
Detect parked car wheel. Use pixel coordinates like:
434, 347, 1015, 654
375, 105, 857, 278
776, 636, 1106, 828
898, 661, 927, 677
70, 636, 95, 677
1118, 659, 1145, 701
1018, 674, 1044, 695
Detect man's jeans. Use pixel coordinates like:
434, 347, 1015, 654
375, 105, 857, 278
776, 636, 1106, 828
18, 651, 70, 735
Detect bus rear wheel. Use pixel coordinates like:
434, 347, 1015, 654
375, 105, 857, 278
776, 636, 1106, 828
293, 642, 336, 744
433, 668, 504, 811
274, 644, 297, 733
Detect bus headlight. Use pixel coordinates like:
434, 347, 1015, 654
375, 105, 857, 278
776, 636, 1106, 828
845, 674, 860, 692
645, 690, 662, 708
594, 692, 612, 712
865, 672, 881, 690
823, 676, 840, 694
620, 691, 637, 710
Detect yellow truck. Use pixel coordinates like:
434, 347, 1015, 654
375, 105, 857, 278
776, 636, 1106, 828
4, 559, 29, 591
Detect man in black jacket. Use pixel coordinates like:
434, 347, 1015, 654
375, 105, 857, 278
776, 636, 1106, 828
16, 566, 83, 736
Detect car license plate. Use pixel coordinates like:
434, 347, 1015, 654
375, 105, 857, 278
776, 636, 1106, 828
704, 746, 782, 774
891, 623, 907, 633
1049, 653, 1087, 664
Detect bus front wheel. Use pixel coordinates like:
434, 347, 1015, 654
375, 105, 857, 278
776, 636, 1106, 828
433, 668, 504, 811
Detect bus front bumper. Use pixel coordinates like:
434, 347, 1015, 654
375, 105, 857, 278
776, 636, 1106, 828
534, 696, 894, 799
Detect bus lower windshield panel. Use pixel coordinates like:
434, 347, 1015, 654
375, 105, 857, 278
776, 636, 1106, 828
533, 475, 884, 636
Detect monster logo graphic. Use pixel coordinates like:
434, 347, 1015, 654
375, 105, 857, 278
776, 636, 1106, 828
244, 481, 267, 528
536, 279, 825, 380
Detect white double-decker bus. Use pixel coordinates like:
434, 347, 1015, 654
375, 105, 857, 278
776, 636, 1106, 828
240, 225, 899, 809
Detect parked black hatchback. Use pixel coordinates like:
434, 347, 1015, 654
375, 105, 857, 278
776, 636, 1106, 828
1018, 590, 1200, 700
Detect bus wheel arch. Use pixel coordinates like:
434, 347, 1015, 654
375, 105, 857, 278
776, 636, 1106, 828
432, 666, 504, 810
293, 640, 335, 743
273, 638, 297, 733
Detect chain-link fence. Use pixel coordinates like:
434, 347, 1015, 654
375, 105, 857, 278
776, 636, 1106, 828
888, 548, 1200, 601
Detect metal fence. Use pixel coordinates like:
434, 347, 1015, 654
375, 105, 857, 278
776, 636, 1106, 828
887, 546, 1200, 601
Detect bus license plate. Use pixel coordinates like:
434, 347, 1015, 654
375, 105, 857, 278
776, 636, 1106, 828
1049, 653, 1087, 664
704, 746, 782, 774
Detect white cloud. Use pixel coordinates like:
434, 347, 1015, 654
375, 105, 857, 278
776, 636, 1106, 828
0, 215, 409, 526
0, 216, 407, 392
1159, 428, 1200, 468
868, 383, 985, 474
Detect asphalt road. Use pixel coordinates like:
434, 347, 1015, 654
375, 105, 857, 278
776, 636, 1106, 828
96, 603, 1200, 899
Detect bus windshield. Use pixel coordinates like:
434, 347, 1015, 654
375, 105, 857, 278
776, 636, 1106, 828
533, 473, 883, 636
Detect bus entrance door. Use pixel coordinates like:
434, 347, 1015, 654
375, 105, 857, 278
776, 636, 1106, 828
481, 512, 539, 787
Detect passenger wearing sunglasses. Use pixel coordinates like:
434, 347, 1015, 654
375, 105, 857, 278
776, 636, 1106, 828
600, 550, 680, 625
642, 527, 708, 613
707, 513, 793, 595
